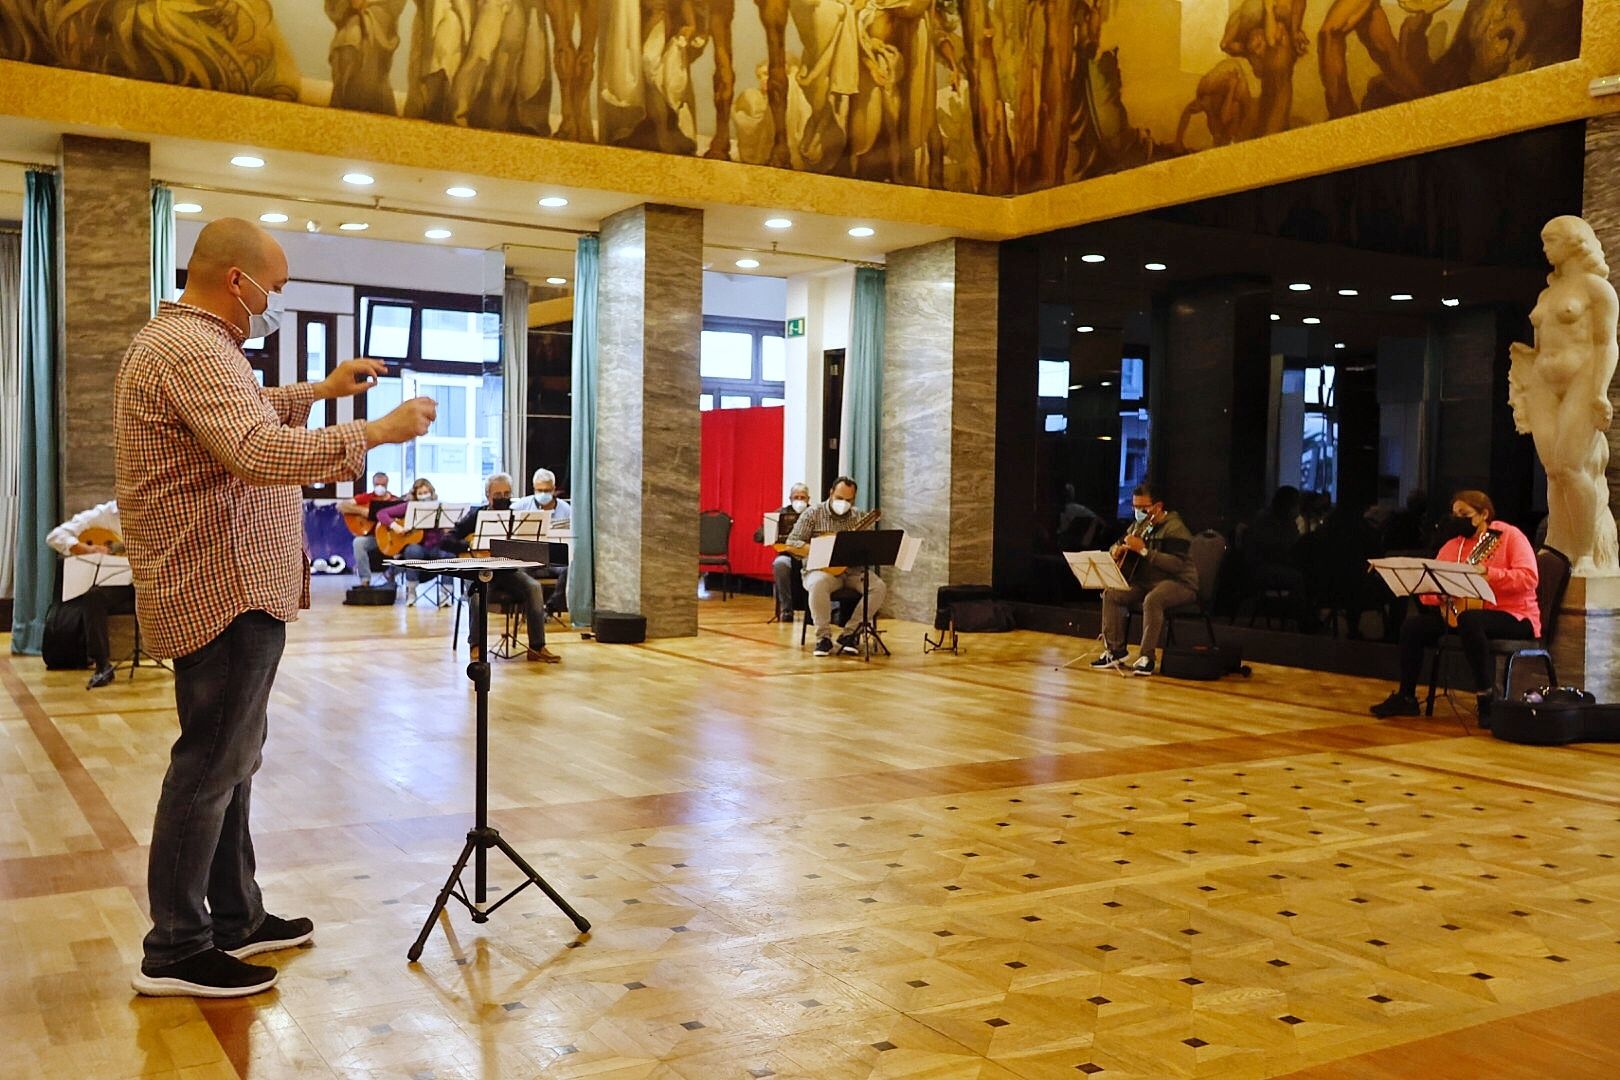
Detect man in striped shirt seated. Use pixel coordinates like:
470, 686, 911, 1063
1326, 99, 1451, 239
782, 477, 887, 657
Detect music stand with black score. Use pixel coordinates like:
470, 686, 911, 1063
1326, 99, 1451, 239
387, 555, 591, 961
817, 530, 905, 661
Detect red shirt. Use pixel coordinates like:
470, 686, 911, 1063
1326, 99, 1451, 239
114, 301, 368, 658
1422, 520, 1541, 636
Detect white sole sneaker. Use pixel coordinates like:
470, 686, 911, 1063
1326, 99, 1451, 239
224, 927, 314, 960
131, 969, 278, 998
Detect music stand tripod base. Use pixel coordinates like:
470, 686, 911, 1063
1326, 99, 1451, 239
398, 561, 591, 962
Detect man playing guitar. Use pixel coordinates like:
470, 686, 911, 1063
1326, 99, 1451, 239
783, 477, 885, 657
1093, 482, 1199, 676
1370, 490, 1539, 720
47, 500, 135, 688
336, 471, 397, 586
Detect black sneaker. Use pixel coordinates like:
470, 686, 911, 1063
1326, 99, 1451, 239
1130, 655, 1155, 677
132, 948, 277, 998
1476, 692, 1494, 729
838, 631, 861, 655
1089, 651, 1124, 670
219, 913, 314, 959
1369, 692, 1420, 718
814, 637, 835, 657
87, 663, 116, 689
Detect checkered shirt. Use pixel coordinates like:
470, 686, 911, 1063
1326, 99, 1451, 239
114, 301, 368, 658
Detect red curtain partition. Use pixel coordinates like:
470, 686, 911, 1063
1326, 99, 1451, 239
700, 406, 784, 579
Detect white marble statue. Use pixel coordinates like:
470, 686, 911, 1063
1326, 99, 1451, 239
1509, 215, 1620, 575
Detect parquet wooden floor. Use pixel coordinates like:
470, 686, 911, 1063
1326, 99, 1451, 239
3, 580, 1619, 1078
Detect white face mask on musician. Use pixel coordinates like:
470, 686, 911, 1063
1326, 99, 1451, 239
373, 485, 388, 496
536, 491, 555, 506
1133, 508, 1149, 522
791, 499, 808, 513
830, 498, 852, 516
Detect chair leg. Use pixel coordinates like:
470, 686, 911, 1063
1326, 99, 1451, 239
1424, 647, 1442, 717
1202, 615, 1216, 648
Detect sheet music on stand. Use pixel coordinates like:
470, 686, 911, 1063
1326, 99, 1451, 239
474, 509, 550, 549
1367, 557, 1496, 604
805, 532, 921, 572
62, 553, 132, 602
1064, 550, 1129, 591
405, 501, 469, 531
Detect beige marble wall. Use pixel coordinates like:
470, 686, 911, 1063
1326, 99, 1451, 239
58, 135, 151, 515
594, 204, 702, 638
879, 238, 999, 622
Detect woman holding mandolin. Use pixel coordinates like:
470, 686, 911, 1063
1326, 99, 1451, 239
1369, 490, 1540, 721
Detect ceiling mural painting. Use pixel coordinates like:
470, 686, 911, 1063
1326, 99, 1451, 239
0, 1, 1584, 196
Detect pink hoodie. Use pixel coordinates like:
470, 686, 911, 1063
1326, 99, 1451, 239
1422, 521, 1541, 636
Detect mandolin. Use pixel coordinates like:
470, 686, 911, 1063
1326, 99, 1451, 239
79, 526, 125, 555
1442, 529, 1501, 627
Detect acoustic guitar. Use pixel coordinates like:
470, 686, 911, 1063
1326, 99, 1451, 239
375, 521, 424, 558
79, 526, 125, 555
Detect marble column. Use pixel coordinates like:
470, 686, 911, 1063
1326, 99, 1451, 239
593, 204, 702, 638
879, 238, 998, 622
57, 135, 151, 515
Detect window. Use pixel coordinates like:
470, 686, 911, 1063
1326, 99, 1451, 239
700, 317, 787, 408
1302, 365, 1338, 498
363, 301, 412, 358
1037, 360, 1070, 398
300, 313, 339, 496
422, 308, 500, 363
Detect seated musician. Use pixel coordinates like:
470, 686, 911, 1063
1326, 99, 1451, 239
336, 471, 396, 587
1093, 482, 1199, 676
759, 482, 810, 622
512, 467, 570, 616
1369, 490, 1538, 720
47, 500, 135, 689
376, 477, 451, 604
448, 473, 559, 664
783, 477, 885, 657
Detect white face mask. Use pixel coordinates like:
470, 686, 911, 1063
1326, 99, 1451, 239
830, 498, 852, 516
237, 271, 284, 339
372, 485, 388, 497
536, 491, 555, 506
1133, 508, 1149, 522
791, 499, 808, 513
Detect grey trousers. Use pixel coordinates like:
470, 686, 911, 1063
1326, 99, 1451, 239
805, 568, 886, 640
772, 554, 797, 614
1102, 580, 1199, 657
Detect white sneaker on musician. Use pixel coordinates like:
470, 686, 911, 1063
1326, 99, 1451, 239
1089, 650, 1125, 670
404, 584, 418, 605
368, 573, 389, 588
1130, 655, 1155, 677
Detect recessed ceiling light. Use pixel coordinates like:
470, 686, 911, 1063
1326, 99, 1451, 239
259, 212, 288, 224
1097, 435, 1114, 441
1338, 288, 1359, 296
1289, 282, 1312, 292
1076, 325, 1095, 334
538, 196, 569, 208
445, 186, 477, 199
1100, 381, 1113, 387
1334, 342, 1346, 349
174, 202, 202, 214
1144, 262, 1167, 271
343, 172, 374, 186
764, 217, 793, 230
1302, 317, 1321, 325
735, 258, 760, 269
1442, 297, 1461, 307
1081, 254, 1106, 263
424, 228, 452, 240
338, 222, 369, 231
546, 276, 567, 286
1390, 293, 1414, 301
231, 155, 265, 169
847, 226, 875, 238
1270, 313, 1281, 321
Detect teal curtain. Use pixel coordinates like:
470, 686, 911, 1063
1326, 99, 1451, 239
150, 184, 174, 315
12, 170, 61, 654
565, 236, 599, 628
842, 266, 885, 507
502, 274, 530, 484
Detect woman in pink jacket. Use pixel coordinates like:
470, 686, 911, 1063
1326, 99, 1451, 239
1370, 490, 1540, 721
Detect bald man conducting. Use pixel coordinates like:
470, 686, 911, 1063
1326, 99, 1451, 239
116, 218, 435, 998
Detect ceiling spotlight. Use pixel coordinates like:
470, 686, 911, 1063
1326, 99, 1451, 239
258, 212, 288, 224
538, 196, 569, 208
174, 202, 202, 214
343, 172, 375, 186
1144, 262, 1167, 271
546, 276, 567, 286
424, 228, 452, 240
1334, 342, 1346, 349
847, 226, 875, 238
1442, 297, 1461, 307
1100, 381, 1113, 387
1097, 435, 1115, 442
1270, 313, 1280, 321
1302, 316, 1321, 325
764, 217, 793, 230
735, 258, 760, 269
338, 222, 369, 231
445, 186, 477, 199
1076, 325, 1095, 334
230, 155, 265, 169
1338, 288, 1359, 296
1289, 282, 1312, 292
1081, 254, 1106, 263
1390, 293, 1414, 301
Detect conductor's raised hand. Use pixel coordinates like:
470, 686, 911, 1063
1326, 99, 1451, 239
365, 397, 437, 447
317, 358, 389, 399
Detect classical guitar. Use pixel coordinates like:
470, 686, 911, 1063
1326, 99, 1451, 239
1442, 528, 1501, 628
345, 498, 404, 538
1113, 515, 1160, 583
79, 526, 125, 555
375, 521, 424, 558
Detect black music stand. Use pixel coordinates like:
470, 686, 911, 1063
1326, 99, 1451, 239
390, 557, 591, 961
822, 530, 904, 662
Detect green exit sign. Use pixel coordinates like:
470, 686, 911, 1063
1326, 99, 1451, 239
786, 317, 806, 338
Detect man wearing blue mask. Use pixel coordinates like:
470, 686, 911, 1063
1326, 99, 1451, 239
1093, 482, 1199, 676
513, 467, 571, 615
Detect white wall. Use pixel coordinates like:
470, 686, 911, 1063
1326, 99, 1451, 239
784, 266, 854, 496
702, 271, 787, 320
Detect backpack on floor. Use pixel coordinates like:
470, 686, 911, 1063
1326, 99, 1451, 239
41, 602, 91, 670
1160, 643, 1250, 681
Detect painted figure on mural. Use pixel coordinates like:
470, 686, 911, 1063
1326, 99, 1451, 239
1068, 0, 1155, 184
326, 0, 407, 115
404, 0, 471, 123
847, 0, 940, 185
454, 0, 552, 133
1509, 216, 1620, 575
548, 0, 600, 141
1317, 0, 1437, 118
733, 55, 811, 166
1175, 59, 1254, 154
1222, 0, 1308, 137
0, 0, 49, 64
789, 0, 857, 173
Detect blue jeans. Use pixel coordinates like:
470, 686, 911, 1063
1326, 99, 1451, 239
142, 611, 285, 966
